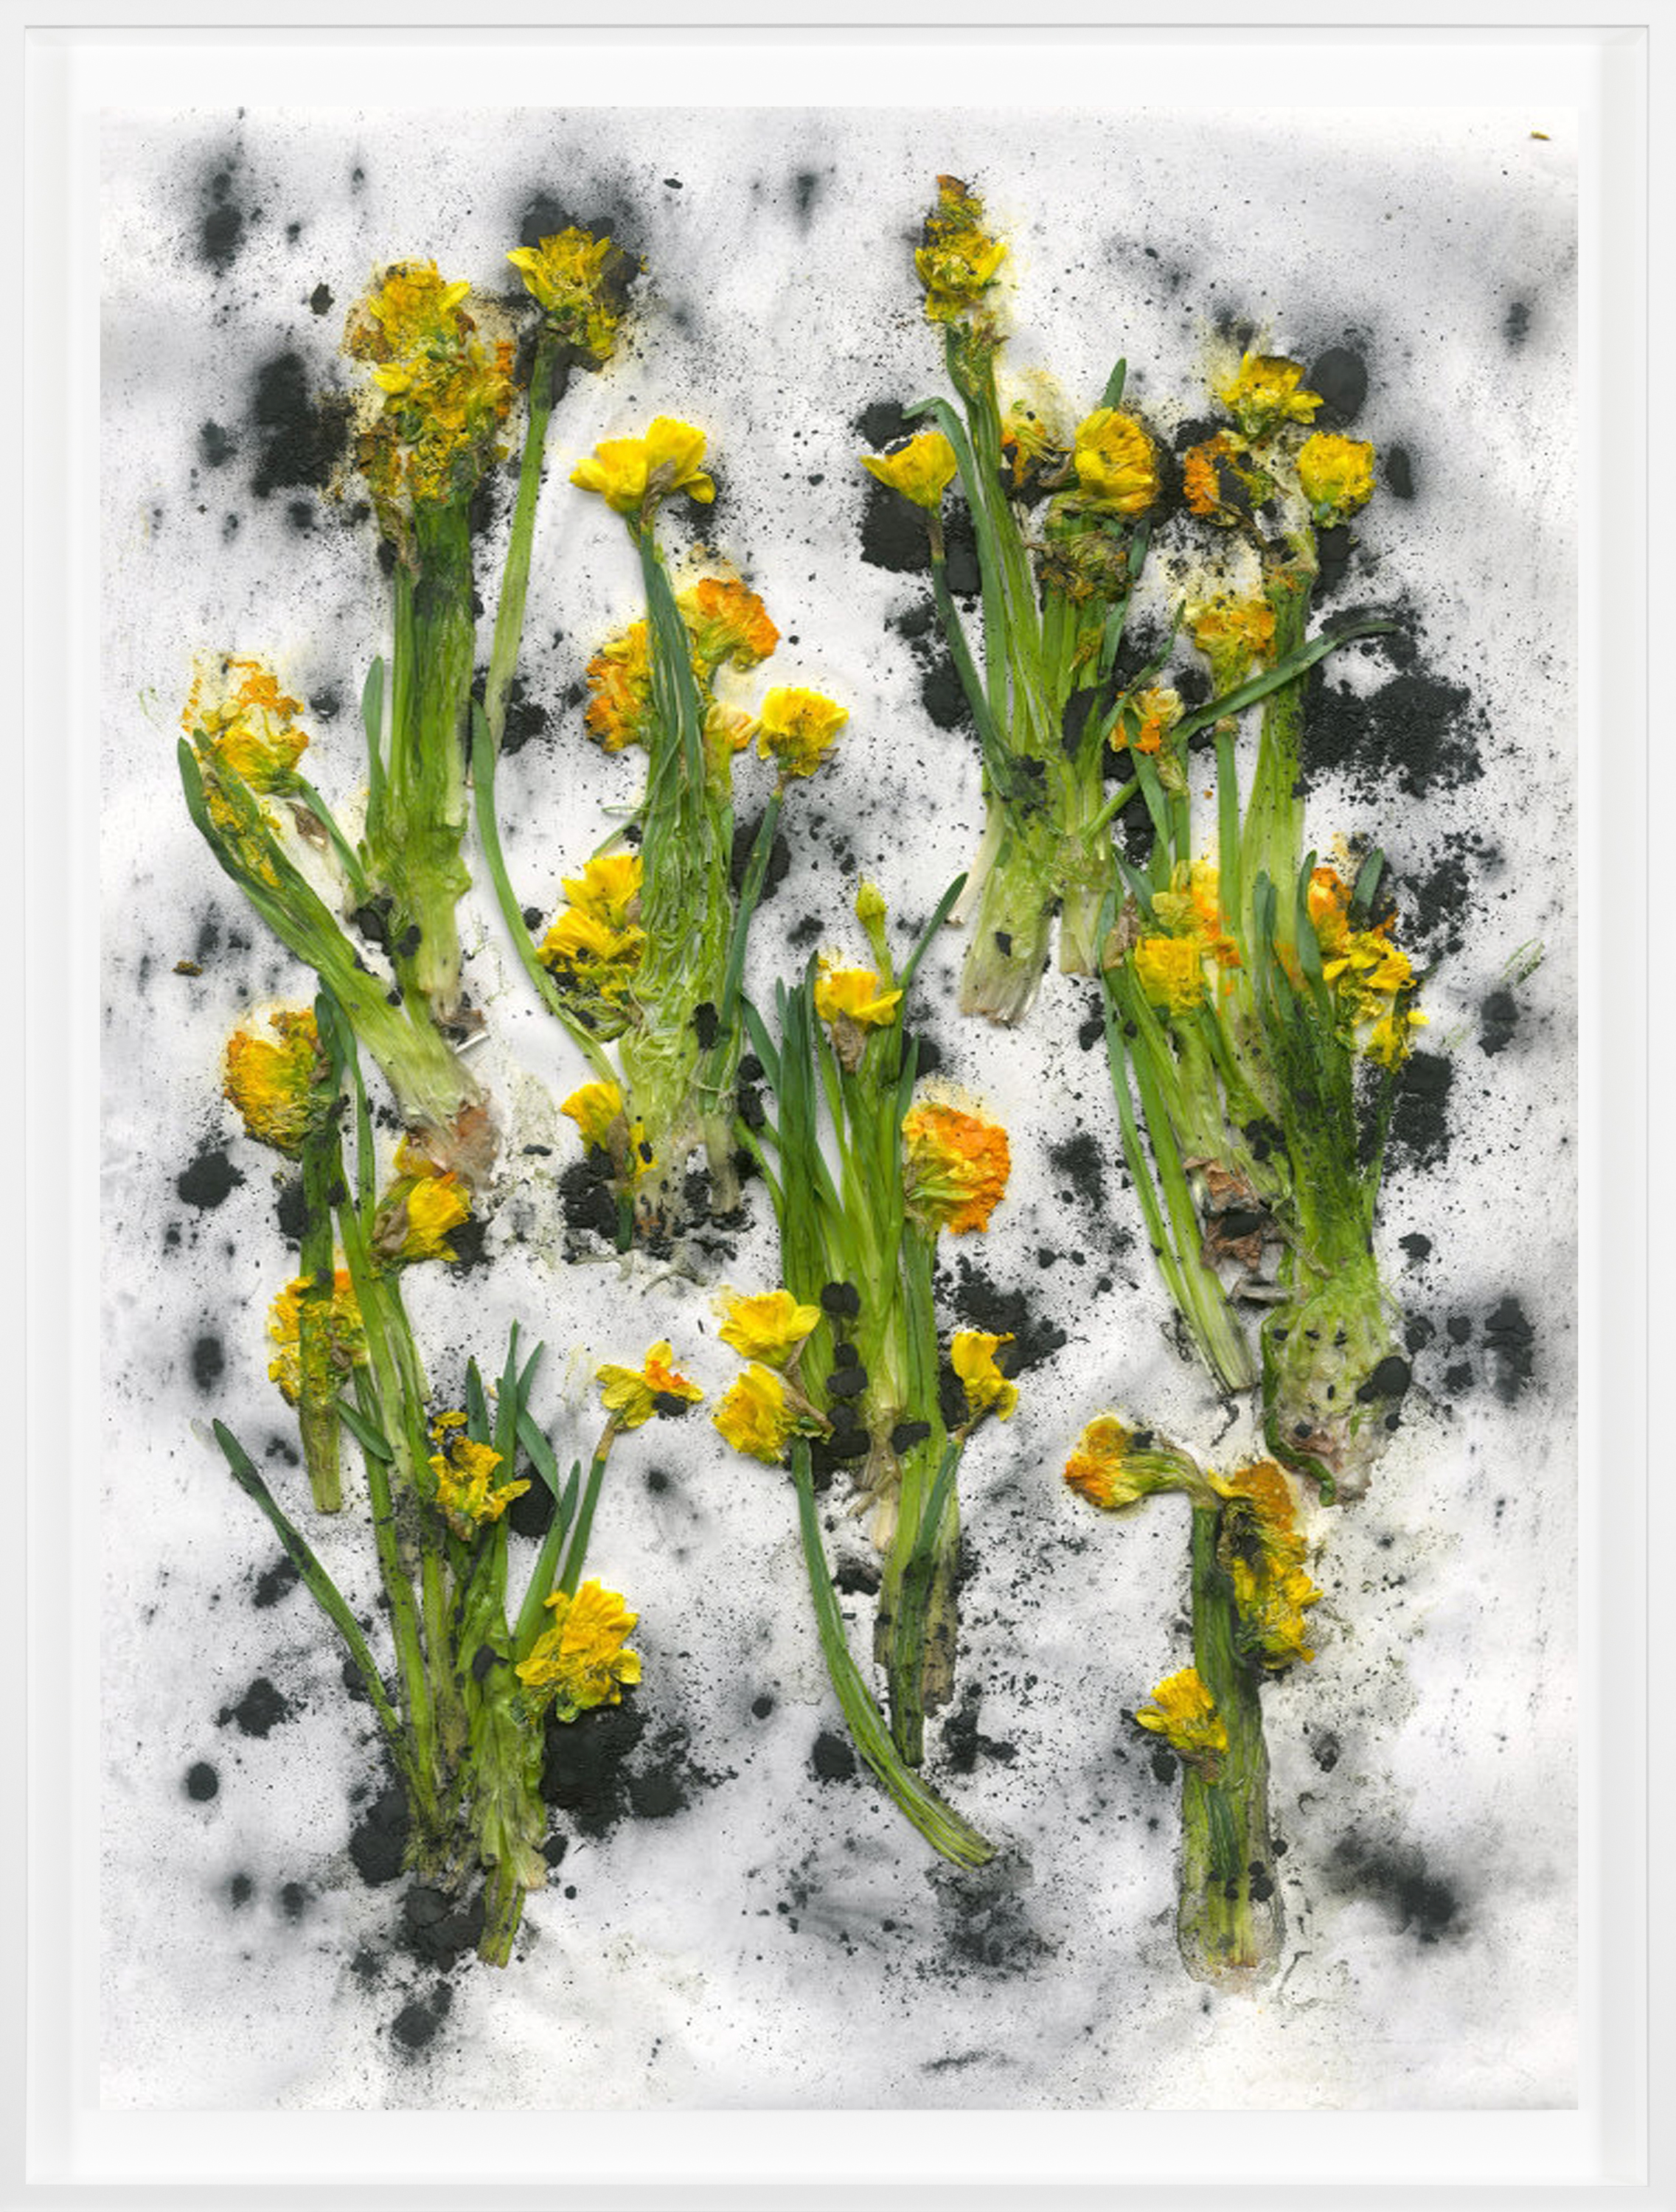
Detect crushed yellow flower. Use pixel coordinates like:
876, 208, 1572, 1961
1297, 432, 1375, 524
184, 655, 309, 793
813, 963, 903, 1031
515, 1579, 642, 1720
901, 1102, 1011, 1236
507, 226, 625, 362
1230, 1556, 1321, 1668
678, 574, 779, 672
1113, 684, 1182, 757
560, 1080, 627, 1152
712, 1363, 797, 1463
916, 175, 1007, 326
571, 417, 714, 518
717, 1290, 822, 1369
951, 1330, 1018, 1421
584, 622, 653, 751
223, 1007, 320, 1156
1063, 1416, 1158, 1512
1134, 1669, 1228, 1764
373, 1170, 471, 1265
595, 1341, 703, 1430
539, 907, 646, 974
560, 852, 643, 930
267, 1267, 366, 1405
1181, 432, 1243, 520
347, 264, 514, 529
861, 431, 959, 511
1071, 408, 1159, 516
704, 702, 757, 757
1214, 352, 1322, 438
756, 687, 848, 779
353, 260, 471, 355
1132, 933, 1206, 1014
429, 1436, 529, 1534
1211, 1458, 1301, 1543
1186, 594, 1276, 689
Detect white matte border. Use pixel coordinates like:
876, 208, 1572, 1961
15, 8, 1658, 2205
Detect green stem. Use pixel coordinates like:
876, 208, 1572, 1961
791, 1443, 994, 1868
1177, 1506, 1281, 1986
481, 330, 558, 758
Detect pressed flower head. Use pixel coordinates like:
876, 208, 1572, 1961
507, 226, 630, 364
515, 1579, 641, 1720
915, 175, 1008, 327
1296, 432, 1376, 525
428, 1436, 529, 1536
584, 622, 654, 751
901, 1101, 1010, 1235
717, 1289, 822, 1370
1134, 1668, 1228, 1765
678, 574, 779, 674
712, 1363, 799, 1463
372, 1164, 471, 1265
560, 1079, 629, 1154
184, 655, 310, 794
267, 1268, 367, 1405
1132, 933, 1206, 1015
594, 1341, 703, 1430
1186, 594, 1276, 690
223, 1006, 321, 1156
755, 687, 848, 780
1071, 408, 1159, 517
861, 431, 959, 512
571, 417, 715, 521
951, 1330, 1018, 1422
561, 851, 643, 929
1064, 1416, 1152, 1512
813, 962, 903, 1032
1213, 352, 1322, 439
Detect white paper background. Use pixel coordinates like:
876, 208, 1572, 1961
98, 97, 1578, 2114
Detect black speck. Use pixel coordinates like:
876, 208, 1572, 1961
190, 1333, 225, 1394
1479, 988, 1518, 1056
309, 282, 333, 316
1503, 299, 1531, 347
184, 1761, 219, 1802
176, 1147, 244, 1210
811, 1729, 857, 1784
218, 1676, 293, 1739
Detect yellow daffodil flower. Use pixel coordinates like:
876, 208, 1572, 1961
507, 226, 626, 362
594, 1341, 703, 1430
223, 1007, 320, 1156
915, 175, 1008, 325
712, 1363, 798, 1463
571, 417, 715, 518
1186, 594, 1276, 691
515, 1580, 642, 1719
860, 431, 959, 511
951, 1330, 1018, 1421
1063, 1415, 1160, 1512
372, 1169, 471, 1265
1134, 1668, 1228, 1764
429, 1436, 529, 1535
585, 622, 653, 751
813, 963, 903, 1031
538, 907, 646, 973
717, 1289, 823, 1368
560, 1081, 628, 1153
678, 574, 779, 672
1214, 352, 1322, 439
901, 1102, 1011, 1235
755, 687, 848, 779
560, 852, 643, 930
1071, 408, 1159, 516
1297, 432, 1376, 524
1132, 933, 1206, 1015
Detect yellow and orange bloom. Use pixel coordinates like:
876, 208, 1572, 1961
1214, 352, 1322, 439
901, 1102, 1011, 1236
717, 1290, 822, 1369
571, 417, 714, 519
1112, 684, 1182, 758
538, 907, 646, 974
678, 574, 779, 672
1134, 1668, 1228, 1764
712, 1363, 798, 1463
428, 1436, 529, 1535
584, 622, 654, 751
1230, 1555, 1321, 1669
1186, 594, 1276, 690
347, 264, 515, 529
594, 1341, 703, 1430
266, 1268, 367, 1405
861, 431, 959, 512
1063, 1416, 1158, 1512
756, 687, 848, 780
1071, 408, 1159, 517
515, 1579, 642, 1719
951, 1330, 1018, 1422
223, 1006, 320, 1155
184, 655, 310, 793
1297, 432, 1375, 524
